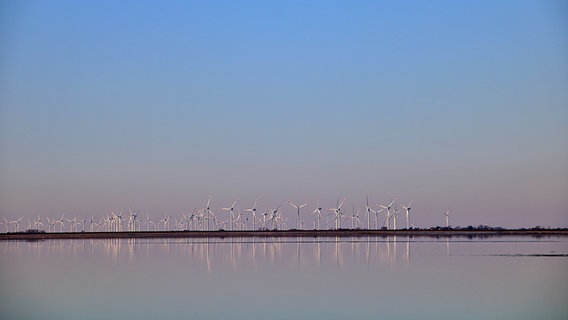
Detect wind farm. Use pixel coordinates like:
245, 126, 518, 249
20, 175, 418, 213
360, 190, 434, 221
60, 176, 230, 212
2, 196, 566, 241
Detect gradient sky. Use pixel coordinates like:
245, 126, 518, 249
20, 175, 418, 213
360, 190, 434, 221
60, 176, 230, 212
1, 0, 567, 228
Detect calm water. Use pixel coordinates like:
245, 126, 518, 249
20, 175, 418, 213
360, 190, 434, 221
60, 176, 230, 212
1, 236, 567, 320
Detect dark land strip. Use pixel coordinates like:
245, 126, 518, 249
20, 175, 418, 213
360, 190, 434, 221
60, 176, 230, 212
1, 229, 568, 241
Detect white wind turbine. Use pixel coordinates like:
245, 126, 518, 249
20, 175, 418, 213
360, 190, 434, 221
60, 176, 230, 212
55, 214, 65, 232
181, 211, 191, 230
351, 205, 362, 229
233, 208, 244, 230
375, 207, 385, 229
101, 213, 111, 232
365, 196, 377, 230
329, 199, 345, 230
245, 199, 258, 230
67, 217, 78, 232
5, 218, 14, 232
203, 196, 214, 231
289, 201, 309, 230
379, 200, 395, 230
160, 215, 170, 231
113, 210, 125, 232
312, 200, 323, 230
142, 215, 152, 231
267, 206, 283, 230
80, 217, 87, 232
259, 210, 269, 230
188, 209, 198, 230
221, 200, 238, 231
402, 202, 412, 229
148, 217, 158, 231
10, 217, 23, 232
1, 217, 8, 233
46, 217, 54, 232
392, 205, 400, 230
128, 208, 139, 231
33, 215, 44, 230
88, 217, 96, 232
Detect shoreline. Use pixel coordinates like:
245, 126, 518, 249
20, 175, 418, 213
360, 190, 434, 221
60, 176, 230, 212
1, 229, 568, 240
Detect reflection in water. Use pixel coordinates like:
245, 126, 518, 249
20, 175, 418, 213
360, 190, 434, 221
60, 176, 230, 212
0, 237, 426, 271
1, 236, 567, 320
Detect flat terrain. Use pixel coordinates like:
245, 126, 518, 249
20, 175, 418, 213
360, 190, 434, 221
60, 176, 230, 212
1, 229, 567, 240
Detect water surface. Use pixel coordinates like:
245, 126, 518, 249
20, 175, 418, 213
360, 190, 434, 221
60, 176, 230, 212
1, 236, 567, 320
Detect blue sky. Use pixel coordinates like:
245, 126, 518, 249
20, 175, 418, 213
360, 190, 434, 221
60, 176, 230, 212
1, 0, 567, 227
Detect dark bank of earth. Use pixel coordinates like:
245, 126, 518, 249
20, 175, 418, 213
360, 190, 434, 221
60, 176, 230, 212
1, 228, 567, 241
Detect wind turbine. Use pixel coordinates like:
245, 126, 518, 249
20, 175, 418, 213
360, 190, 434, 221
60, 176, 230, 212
160, 215, 170, 231
351, 206, 362, 230
33, 215, 43, 230
88, 217, 96, 232
128, 208, 139, 231
312, 200, 323, 230
402, 202, 412, 229
259, 210, 269, 230
221, 200, 238, 231
114, 210, 125, 232
289, 201, 309, 230
185, 212, 192, 230
10, 217, 23, 232
46, 217, 53, 232
379, 200, 395, 230
148, 217, 157, 231
375, 207, 384, 229
55, 214, 65, 232
67, 217, 78, 232
267, 205, 282, 230
80, 217, 87, 232
392, 205, 400, 230
1, 217, 8, 233
203, 196, 214, 231
245, 199, 258, 230
365, 196, 377, 230
233, 208, 245, 230
329, 198, 345, 230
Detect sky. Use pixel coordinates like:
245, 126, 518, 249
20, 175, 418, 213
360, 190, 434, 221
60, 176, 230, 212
1, 0, 567, 228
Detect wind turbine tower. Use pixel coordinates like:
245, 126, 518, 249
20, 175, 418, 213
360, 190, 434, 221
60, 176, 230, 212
365, 196, 377, 230
402, 202, 412, 229
289, 201, 309, 230
379, 200, 395, 230
329, 198, 345, 230
312, 200, 323, 230
221, 200, 238, 231
245, 199, 258, 230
